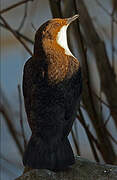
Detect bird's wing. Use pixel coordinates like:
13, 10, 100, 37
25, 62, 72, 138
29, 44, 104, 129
22, 57, 34, 129
30, 82, 66, 146
64, 67, 82, 137
23, 57, 66, 145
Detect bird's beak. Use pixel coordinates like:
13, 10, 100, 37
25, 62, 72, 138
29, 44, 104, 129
67, 14, 79, 25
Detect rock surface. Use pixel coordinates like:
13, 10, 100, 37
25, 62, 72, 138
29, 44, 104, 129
16, 156, 117, 180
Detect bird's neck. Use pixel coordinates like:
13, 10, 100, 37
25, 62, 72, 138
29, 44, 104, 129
42, 38, 79, 84
34, 36, 80, 84
56, 25, 76, 59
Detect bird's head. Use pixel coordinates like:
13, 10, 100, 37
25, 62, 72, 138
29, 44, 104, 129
34, 15, 79, 57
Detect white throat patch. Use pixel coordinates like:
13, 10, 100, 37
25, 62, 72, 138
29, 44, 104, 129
57, 25, 75, 58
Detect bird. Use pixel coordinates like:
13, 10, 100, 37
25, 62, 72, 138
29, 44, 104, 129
22, 14, 82, 171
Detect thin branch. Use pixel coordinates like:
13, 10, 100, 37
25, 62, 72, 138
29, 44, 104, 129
49, 0, 62, 18
95, 0, 117, 24
0, 152, 20, 169
31, 22, 37, 32
18, 3, 28, 32
18, 85, 27, 149
73, 0, 98, 118
82, 48, 98, 118
0, 0, 33, 14
0, 22, 34, 44
92, 18, 117, 56
66, 0, 117, 58
104, 112, 111, 127
76, 0, 116, 163
15, 30, 34, 45
78, 109, 100, 162
111, 6, 115, 71
92, 90, 117, 110
99, 86, 102, 117
0, 15, 33, 56
0, 104, 23, 156
76, 0, 117, 129
106, 129, 117, 145
71, 129, 80, 155
77, 112, 102, 154
73, 0, 116, 163
80, 81, 117, 112
73, 120, 81, 155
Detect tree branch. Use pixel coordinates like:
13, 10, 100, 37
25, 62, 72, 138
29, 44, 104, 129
0, 0, 34, 14
0, 104, 23, 156
111, 5, 116, 71
71, 129, 80, 155
78, 109, 100, 162
17, 3, 28, 32
95, 0, 117, 24
49, 0, 62, 18
73, 0, 116, 164
75, 0, 117, 128
0, 22, 34, 44
0, 15, 33, 56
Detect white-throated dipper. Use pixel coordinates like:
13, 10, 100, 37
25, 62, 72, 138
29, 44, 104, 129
22, 14, 82, 171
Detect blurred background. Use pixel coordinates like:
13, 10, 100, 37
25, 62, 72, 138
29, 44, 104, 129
0, 0, 117, 179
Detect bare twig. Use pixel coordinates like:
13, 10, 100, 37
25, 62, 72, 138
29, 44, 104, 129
96, 72, 117, 112
75, 0, 116, 163
0, 22, 34, 44
76, 0, 117, 129
18, 3, 28, 31
0, 104, 23, 156
82, 48, 98, 118
73, 0, 99, 119
95, 0, 117, 24
111, 6, 115, 71
104, 112, 111, 127
49, 0, 62, 18
92, 90, 117, 111
73, 0, 113, 163
0, 15, 33, 55
0, 0, 33, 14
78, 109, 112, 159
92, 17, 117, 56
78, 109, 100, 162
0, 152, 20, 169
106, 129, 117, 145
31, 22, 37, 32
81, 78, 117, 110
99, 86, 102, 117
18, 85, 27, 149
79, 110, 117, 158
71, 129, 80, 155
92, 91, 111, 109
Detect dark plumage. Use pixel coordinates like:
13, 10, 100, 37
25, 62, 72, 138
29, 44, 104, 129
22, 15, 82, 171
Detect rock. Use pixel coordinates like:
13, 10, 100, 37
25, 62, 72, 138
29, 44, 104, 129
16, 156, 117, 180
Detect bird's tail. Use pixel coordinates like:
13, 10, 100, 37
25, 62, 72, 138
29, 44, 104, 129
23, 135, 75, 171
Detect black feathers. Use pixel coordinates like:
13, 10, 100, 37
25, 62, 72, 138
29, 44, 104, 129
23, 56, 82, 170
22, 17, 82, 171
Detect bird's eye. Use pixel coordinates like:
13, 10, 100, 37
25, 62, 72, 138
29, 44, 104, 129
55, 23, 60, 27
